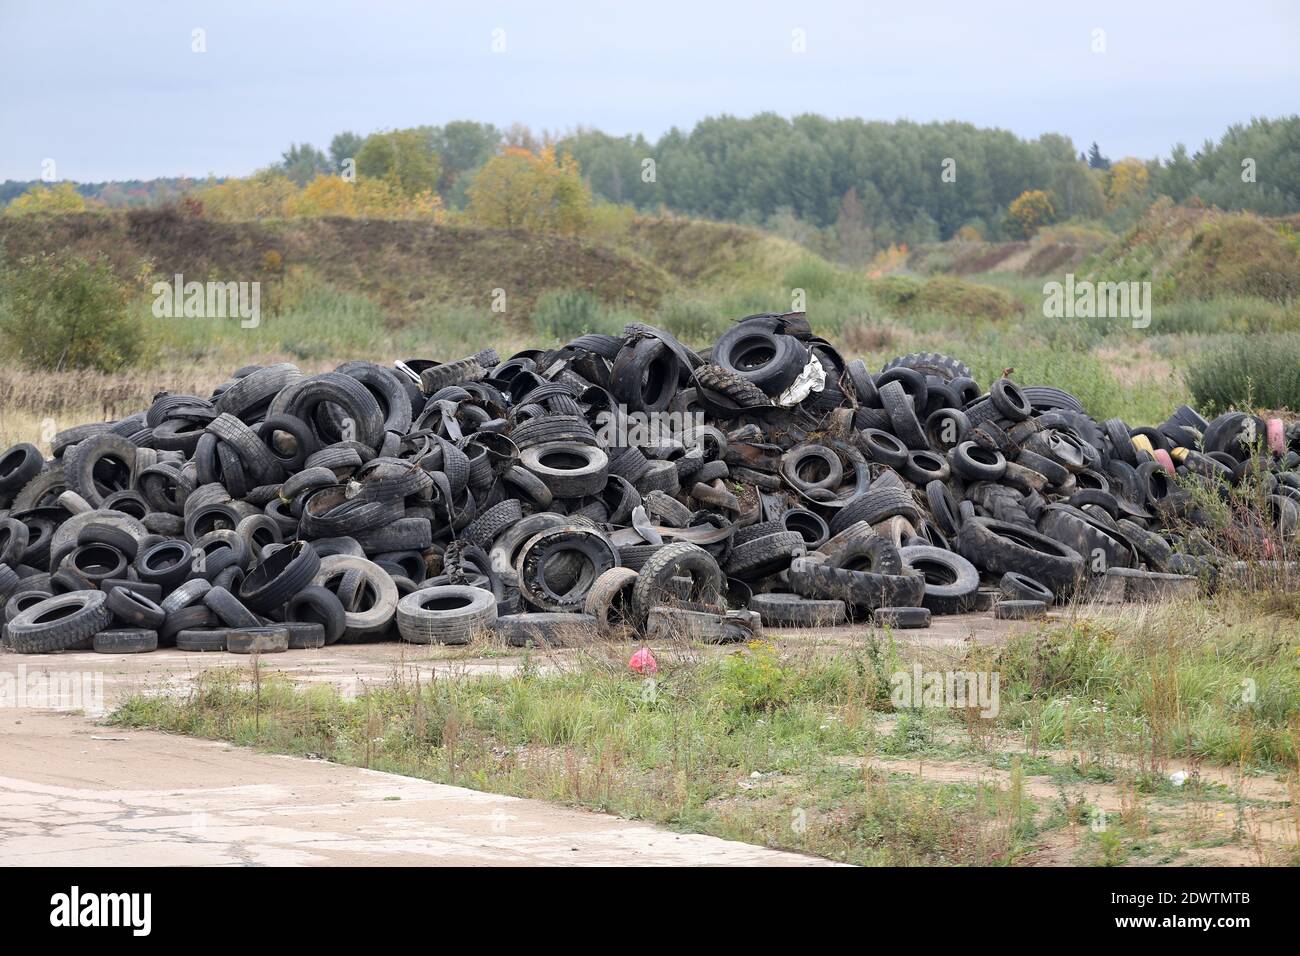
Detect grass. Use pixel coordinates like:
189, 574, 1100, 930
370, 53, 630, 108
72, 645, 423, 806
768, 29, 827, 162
110, 595, 1300, 867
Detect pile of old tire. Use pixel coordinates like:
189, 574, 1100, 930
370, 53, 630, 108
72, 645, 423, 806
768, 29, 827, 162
0, 312, 1296, 655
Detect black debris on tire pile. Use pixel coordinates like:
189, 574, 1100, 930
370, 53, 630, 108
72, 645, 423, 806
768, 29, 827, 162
1, 314, 1297, 653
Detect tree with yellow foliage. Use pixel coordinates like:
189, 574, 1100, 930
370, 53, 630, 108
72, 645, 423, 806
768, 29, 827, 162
1006, 189, 1056, 238
283, 174, 358, 217
467, 146, 592, 234
195, 172, 299, 221
1105, 157, 1151, 211
282, 173, 444, 221
3, 182, 90, 217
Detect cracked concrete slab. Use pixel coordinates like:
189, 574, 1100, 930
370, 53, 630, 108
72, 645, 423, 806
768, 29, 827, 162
0, 710, 835, 866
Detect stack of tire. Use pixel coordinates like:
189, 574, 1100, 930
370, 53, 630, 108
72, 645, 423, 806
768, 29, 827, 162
0, 312, 1296, 655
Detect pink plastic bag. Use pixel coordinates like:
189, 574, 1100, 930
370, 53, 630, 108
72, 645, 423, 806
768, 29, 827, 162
629, 647, 658, 674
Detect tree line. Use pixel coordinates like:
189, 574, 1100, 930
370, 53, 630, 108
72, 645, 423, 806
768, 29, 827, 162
3, 114, 1296, 259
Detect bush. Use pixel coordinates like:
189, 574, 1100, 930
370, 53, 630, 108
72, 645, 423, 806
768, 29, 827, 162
1185, 334, 1300, 414
529, 289, 623, 341
654, 294, 728, 345
714, 641, 790, 723
866, 275, 1023, 322
783, 256, 840, 300
0, 251, 143, 371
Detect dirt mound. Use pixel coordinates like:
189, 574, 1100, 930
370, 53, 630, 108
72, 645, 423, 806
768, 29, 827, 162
0, 210, 676, 318
1086, 199, 1300, 302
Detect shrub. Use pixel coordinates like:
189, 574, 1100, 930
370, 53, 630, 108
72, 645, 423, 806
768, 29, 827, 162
654, 294, 728, 345
783, 256, 840, 300
529, 289, 623, 341
714, 641, 790, 722
1185, 334, 1300, 414
866, 275, 1023, 322
0, 251, 143, 371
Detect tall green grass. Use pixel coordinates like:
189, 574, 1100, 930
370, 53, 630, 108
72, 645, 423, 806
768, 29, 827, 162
1185, 333, 1300, 414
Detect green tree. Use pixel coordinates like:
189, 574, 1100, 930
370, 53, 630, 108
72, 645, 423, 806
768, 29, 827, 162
1086, 142, 1111, 170
355, 129, 442, 197
0, 251, 143, 371
428, 121, 501, 197
278, 143, 331, 187
329, 131, 364, 171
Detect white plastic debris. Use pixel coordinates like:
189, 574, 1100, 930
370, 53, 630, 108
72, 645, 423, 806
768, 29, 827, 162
777, 356, 826, 407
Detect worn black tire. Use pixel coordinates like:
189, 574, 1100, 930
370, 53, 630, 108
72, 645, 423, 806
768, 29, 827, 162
238, 540, 321, 613
691, 364, 773, 408
999, 571, 1054, 603
311, 555, 398, 641
175, 628, 228, 652
419, 358, 486, 395
63, 434, 136, 507
880, 352, 972, 384
494, 612, 598, 648
1037, 505, 1134, 574
106, 587, 166, 628
611, 338, 681, 413
203, 586, 260, 628
950, 441, 1007, 481
712, 323, 808, 397
858, 429, 909, 468
271, 372, 386, 449
396, 585, 497, 644
93, 628, 158, 654
519, 442, 609, 498
8, 591, 113, 654
879, 380, 928, 450
1114, 519, 1174, 572
0, 443, 44, 493
957, 517, 1084, 595
994, 599, 1047, 620
897, 545, 979, 615
284, 585, 348, 645
750, 592, 847, 627
788, 557, 924, 611
631, 541, 724, 620
829, 486, 919, 535
872, 606, 931, 629
281, 621, 326, 649
517, 526, 617, 612
227, 625, 290, 654
462, 499, 524, 550
583, 567, 640, 637
724, 531, 805, 580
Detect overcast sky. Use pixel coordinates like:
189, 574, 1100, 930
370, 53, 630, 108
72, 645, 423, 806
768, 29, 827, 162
1, 0, 1296, 182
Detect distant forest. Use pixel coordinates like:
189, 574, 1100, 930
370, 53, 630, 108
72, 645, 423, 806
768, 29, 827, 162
3, 113, 1296, 257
